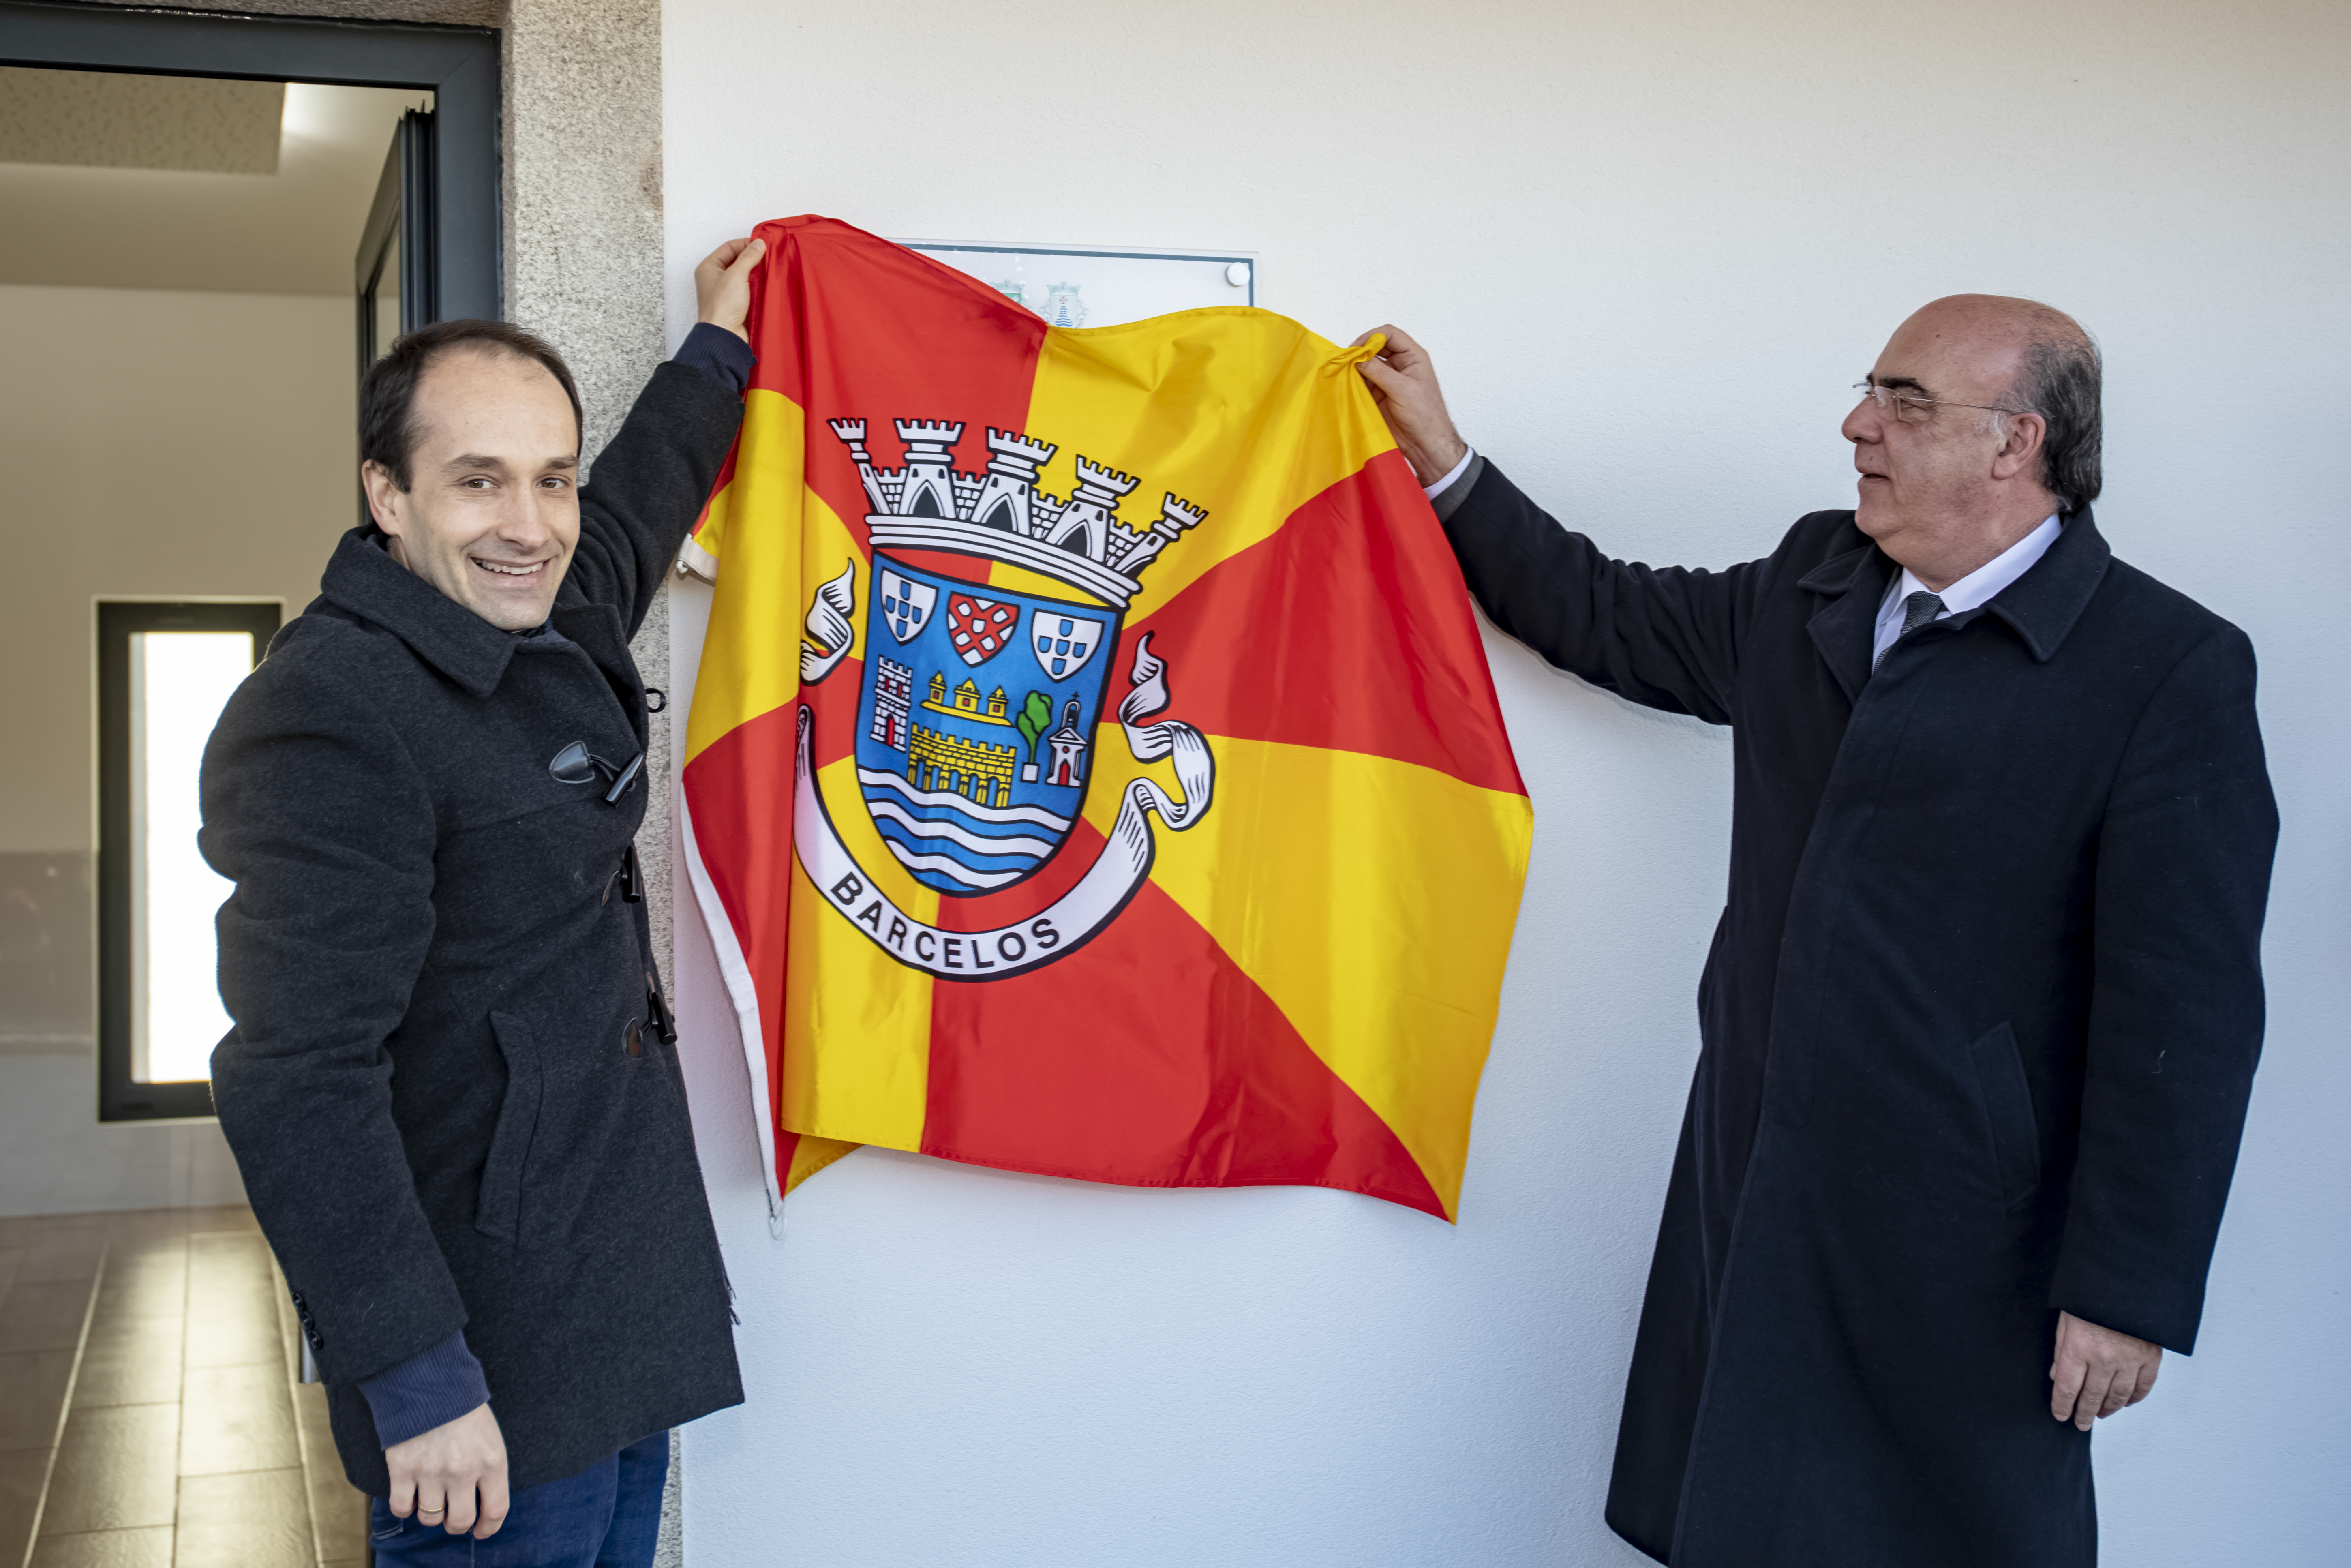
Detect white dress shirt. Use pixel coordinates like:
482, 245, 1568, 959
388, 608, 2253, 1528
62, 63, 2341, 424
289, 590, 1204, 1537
1871, 514, 2062, 666
1423, 445, 1477, 500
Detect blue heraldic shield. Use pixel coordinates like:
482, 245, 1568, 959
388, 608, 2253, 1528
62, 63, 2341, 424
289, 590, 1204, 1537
854, 552, 1119, 895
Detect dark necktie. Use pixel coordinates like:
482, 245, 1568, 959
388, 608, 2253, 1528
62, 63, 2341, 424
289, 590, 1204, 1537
1901, 590, 1946, 635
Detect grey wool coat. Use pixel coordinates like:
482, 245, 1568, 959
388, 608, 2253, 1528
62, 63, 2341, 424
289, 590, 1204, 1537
203, 362, 745, 1495
1437, 458, 2276, 1567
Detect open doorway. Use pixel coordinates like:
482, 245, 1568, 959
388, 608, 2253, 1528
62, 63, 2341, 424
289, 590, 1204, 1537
0, 0, 496, 1142
0, 8, 497, 1560
0, 68, 443, 1127
0, 57, 439, 1111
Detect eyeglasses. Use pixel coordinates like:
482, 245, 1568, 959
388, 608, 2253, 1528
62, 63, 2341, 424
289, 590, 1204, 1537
1852, 381, 2034, 424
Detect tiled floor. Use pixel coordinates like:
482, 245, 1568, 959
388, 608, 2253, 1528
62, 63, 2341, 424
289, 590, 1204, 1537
0, 1207, 370, 1568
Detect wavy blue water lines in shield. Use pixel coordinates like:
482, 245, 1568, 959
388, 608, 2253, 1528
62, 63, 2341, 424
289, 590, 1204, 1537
855, 769, 1072, 890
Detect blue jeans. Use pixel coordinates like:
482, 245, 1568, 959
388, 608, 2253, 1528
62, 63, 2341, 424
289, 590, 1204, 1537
370, 1432, 668, 1568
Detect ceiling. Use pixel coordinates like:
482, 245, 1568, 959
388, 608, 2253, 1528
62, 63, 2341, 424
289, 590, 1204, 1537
0, 67, 286, 174
0, 69, 432, 297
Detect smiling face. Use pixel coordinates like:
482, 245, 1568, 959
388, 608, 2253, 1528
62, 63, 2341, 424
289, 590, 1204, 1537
362, 347, 582, 630
1841, 296, 2059, 589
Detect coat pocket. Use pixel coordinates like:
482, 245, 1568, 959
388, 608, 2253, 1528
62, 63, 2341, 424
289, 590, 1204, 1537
476, 1011, 542, 1240
1968, 1022, 2042, 1209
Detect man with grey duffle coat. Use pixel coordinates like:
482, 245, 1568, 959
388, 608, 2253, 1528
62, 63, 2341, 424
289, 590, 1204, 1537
202, 237, 768, 1562
1355, 297, 2277, 1566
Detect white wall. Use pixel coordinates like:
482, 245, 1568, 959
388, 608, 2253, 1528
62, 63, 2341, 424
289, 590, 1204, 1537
0, 1055, 247, 1217
0, 285, 354, 853
659, 3, 2351, 1562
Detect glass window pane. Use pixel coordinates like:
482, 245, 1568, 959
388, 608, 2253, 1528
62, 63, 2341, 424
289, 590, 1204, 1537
128, 630, 251, 1083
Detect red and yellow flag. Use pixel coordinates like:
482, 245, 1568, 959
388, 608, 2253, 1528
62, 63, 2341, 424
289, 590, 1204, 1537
679, 216, 1531, 1221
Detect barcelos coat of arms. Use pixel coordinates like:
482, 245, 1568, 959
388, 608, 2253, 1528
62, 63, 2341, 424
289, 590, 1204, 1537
790, 418, 1214, 978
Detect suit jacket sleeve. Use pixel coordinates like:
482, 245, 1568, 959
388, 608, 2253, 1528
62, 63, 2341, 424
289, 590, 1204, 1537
2052, 623, 2278, 1352
562, 360, 745, 640
1437, 456, 1759, 724
202, 631, 469, 1385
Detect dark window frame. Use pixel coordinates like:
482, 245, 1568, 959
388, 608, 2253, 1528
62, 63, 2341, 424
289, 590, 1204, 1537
0, 0, 500, 320
356, 107, 437, 367
95, 601, 283, 1123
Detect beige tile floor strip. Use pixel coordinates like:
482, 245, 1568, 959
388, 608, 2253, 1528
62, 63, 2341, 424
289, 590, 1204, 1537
28, 1523, 173, 1567
0, 1211, 370, 1568
7, 1223, 105, 1562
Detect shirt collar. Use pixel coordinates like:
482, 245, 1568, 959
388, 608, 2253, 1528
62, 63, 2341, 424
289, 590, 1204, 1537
1862, 507, 2114, 667
1876, 512, 2063, 630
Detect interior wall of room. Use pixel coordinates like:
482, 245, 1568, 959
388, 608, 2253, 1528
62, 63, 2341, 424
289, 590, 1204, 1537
659, 1, 2350, 1564
0, 283, 355, 1215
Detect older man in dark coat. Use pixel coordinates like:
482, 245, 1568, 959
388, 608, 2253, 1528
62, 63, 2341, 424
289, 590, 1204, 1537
202, 239, 768, 1560
1354, 296, 2276, 1567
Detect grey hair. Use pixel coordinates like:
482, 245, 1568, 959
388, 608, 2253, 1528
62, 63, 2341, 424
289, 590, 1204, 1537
2008, 321, 2103, 513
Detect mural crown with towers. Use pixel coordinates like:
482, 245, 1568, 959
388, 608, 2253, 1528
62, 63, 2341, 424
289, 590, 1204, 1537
828, 417, 1207, 610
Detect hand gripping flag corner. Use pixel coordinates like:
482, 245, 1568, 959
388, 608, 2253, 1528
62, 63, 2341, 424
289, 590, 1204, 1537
678, 216, 1533, 1221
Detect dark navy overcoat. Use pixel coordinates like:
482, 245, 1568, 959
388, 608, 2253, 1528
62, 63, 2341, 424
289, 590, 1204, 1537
202, 362, 745, 1494
1437, 458, 2276, 1567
